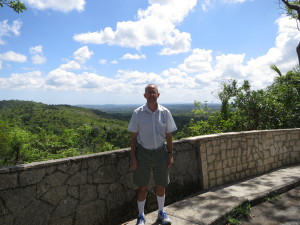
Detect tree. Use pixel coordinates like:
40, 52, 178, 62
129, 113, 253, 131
280, 0, 300, 65
177, 67, 300, 139
0, 0, 26, 13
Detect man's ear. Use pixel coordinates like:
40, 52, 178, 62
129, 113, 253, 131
157, 93, 160, 98
144, 93, 147, 98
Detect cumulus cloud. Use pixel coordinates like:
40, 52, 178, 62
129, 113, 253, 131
73, 46, 94, 64
45, 68, 121, 92
0, 20, 22, 45
74, 0, 196, 54
121, 53, 146, 60
0, 71, 43, 89
24, 0, 85, 12
178, 49, 213, 73
0, 51, 27, 63
29, 45, 46, 65
0, 16, 298, 103
60, 60, 81, 70
58, 46, 93, 71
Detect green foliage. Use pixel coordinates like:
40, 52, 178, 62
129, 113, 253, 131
0, 101, 130, 167
0, 0, 26, 13
226, 202, 251, 225
265, 193, 281, 203
179, 67, 300, 138
283, 0, 300, 19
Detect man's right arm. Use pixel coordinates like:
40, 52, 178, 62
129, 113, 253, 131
130, 132, 138, 170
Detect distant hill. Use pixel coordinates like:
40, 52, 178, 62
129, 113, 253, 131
78, 103, 221, 132
0, 100, 128, 135
0, 100, 131, 166
78, 103, 221, 115
0, 100, 218, 166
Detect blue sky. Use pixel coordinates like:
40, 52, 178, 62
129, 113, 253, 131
0, 0, 299, 105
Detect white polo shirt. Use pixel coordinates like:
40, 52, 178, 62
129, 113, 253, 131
128, 104, 177, 150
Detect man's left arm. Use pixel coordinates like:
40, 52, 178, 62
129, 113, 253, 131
166, 132, 174, 168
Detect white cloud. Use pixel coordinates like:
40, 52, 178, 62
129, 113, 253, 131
121, 53, 146, 60
54, 46, 93, 71
0, 20, 22, 45
0, 71, 43, 89
99, 59, 107, 65
60, 60, 81, 70
25, 0, 85, 12
73, 46, 94, 64
29, 45, 46, 64
178, 48, 213, 73
45, 68, 121, 92
0, 16, 299, 104
74, 0, 196, 54
201, 0, 212, 11
0, 51, 27, 62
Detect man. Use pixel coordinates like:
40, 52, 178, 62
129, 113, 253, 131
128, 84, 177, 225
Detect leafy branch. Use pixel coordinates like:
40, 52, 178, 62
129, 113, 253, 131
0, 0, 26, 13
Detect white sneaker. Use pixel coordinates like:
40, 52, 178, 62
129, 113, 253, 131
157, 210, 171, 224
136, 214, 146, 225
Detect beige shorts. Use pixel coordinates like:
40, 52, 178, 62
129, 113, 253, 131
133, 144, 169, 187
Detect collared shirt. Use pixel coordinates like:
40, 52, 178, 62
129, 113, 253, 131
128, 104, 177, 150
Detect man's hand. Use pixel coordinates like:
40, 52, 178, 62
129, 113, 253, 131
166, 132, 174, 168
167, 153, 174, 168
130, 132, 138, 170
130, 154, 138, 170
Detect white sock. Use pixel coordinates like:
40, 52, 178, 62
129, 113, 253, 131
157, 195, 165, 212
137, 200, 145, 216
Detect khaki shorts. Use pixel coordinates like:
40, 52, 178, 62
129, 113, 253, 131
133, 144, 169, 187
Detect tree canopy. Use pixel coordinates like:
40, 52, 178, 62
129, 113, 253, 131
0, 0, 26, 13
0, 101, 130, 167
177, 67, 300, 138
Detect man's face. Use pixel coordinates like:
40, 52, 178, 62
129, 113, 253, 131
144, 85, 160, 103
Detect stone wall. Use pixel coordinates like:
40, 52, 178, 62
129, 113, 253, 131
0, 141, 200, 225
184, 128, 300, 189
0, 128, 299, 225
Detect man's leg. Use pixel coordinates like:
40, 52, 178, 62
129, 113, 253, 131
156, 185, 165, 212
136, 186, 147, 224
137, 186, 147, 216
137, 186, 148, 201
153, 146, 171, 224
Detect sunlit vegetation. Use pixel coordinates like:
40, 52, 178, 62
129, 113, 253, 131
177, 67, 300, 138
0, 101, 130, 167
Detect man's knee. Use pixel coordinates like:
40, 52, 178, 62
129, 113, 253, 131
138, 186, 148, 193
137, 186, 148, 201
156, 185, 165, 196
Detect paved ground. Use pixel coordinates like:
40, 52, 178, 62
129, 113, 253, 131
124, 165, 300, 225
239, 185, 300, 225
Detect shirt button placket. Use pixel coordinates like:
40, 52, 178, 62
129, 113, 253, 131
152, 113, 157, 149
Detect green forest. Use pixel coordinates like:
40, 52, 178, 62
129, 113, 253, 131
0, 67, 299, 167
0, 101, 131, 166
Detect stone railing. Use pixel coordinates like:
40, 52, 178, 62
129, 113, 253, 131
184, 128, 300, 190
0, 128, 299, 225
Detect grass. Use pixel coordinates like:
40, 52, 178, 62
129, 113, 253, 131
265, 193, 281, 203
226, 193, 282, 224
226, 201, 252, 225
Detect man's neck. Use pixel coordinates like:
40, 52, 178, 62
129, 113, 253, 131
147, 102, 158, 112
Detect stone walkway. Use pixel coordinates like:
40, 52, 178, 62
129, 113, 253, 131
124, 164, 300, 225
